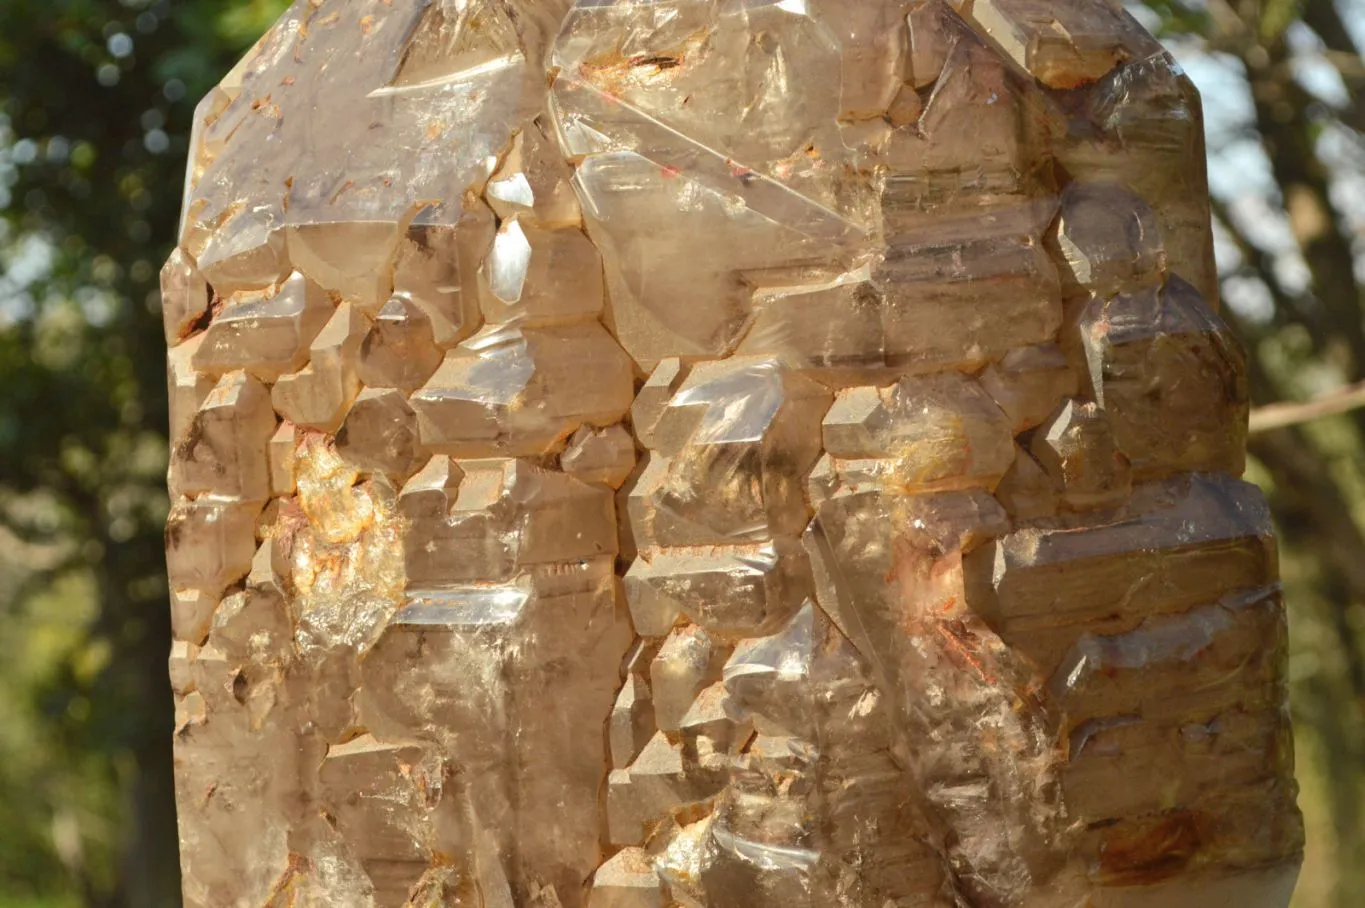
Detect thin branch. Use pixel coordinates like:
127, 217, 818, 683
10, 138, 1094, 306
1217, 193, 1365, 431
1250, 380, 1365, 433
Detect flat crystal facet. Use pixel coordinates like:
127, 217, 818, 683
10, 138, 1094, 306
411, 322, 635, 458
170, 370, 276, 500
166, 2, 1300, 906
160, 247, 210, 346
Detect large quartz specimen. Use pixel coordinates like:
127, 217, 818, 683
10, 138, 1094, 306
164, 1, 1302, 906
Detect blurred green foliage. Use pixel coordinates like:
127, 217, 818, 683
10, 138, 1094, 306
0, 2, 289, 904
1, 0, 1365, 906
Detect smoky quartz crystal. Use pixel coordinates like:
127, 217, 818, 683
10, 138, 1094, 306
163, 2, 1303, 905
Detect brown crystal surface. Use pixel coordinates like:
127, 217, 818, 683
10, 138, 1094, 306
165, 2, 1301, 906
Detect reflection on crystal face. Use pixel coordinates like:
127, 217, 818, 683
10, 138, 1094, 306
1076, 276, 1249, 478
479, 218, 604, 327
824, 372, 1016, 493
166, 1, 1300, 905
1032, 398, 1134, 511
361, 562, 631, 903
398, 456, 617, 587
412, 321, 635, 458
337, 388, 425, 481
170, 370, 276, 501
1052, 182, 1167, 299
485, 119, 583, 228
160, 247, 210, 346
191, 272, 332, 381
271, 300, 368, 432
356, 295, 445, 392
165, 496, 261, 597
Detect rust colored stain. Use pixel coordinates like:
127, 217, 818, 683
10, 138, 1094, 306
1098, 810, 1204, 884
575, 30, 708, 97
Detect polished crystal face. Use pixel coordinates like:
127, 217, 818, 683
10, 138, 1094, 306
164, 1, 1301, 906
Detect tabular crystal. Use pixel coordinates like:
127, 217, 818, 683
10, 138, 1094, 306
165, 2, 1302, 906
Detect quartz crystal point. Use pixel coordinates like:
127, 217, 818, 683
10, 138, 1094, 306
164, 1, 1301, 905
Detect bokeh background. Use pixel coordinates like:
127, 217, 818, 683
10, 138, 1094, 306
1, 0, 1364, 905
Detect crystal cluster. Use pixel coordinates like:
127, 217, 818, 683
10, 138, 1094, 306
164, 1, 1301, 906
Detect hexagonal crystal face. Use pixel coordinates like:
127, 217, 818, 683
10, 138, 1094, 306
164, 1, 1299, 906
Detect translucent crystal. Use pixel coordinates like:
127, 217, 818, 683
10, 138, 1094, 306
210, 540, 292, 664
965, 474, 1277, 640
824, 373, 1016, 493
270, 301, 368, 432
191, 272, 332, 381
392, 207, 492, 345
398, 455, 617, 588
485, 120, 583, 228
570, 151, 834, 369
170, 588, 218, 645
266, 422, 296, 497
590, 847, 662, 907
167, 2, 1299, 905
970, 0, 1162, 90
165, 496, 261, 596
979, 343, 1079, 433
1051, 181, 1167, 299
337, 388, 425, 481
355, 295, 445, 393
610, 673, 656, 770
411, 322, 635, 458
1043, 37, 1218, 305
625, 539, 813, 639
835, 4, 907, 119
995, 444, 1060, 521
478, 219, 604, 326
1032, 399, 1134, 511
636, 357, 830, 544
167, 335, 216, 446
631, 358, 685, 451
1076, 276, 1249, 478
314, 735, 455, 903
360, 562, 631, 903
170, 369, 276, 501
160, 247, 209, 346
609, 730, 727, 848
560, 424, 638, 489
287, 220, 404, 314
169, 641, 298, 906
650, 625, 725, 734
